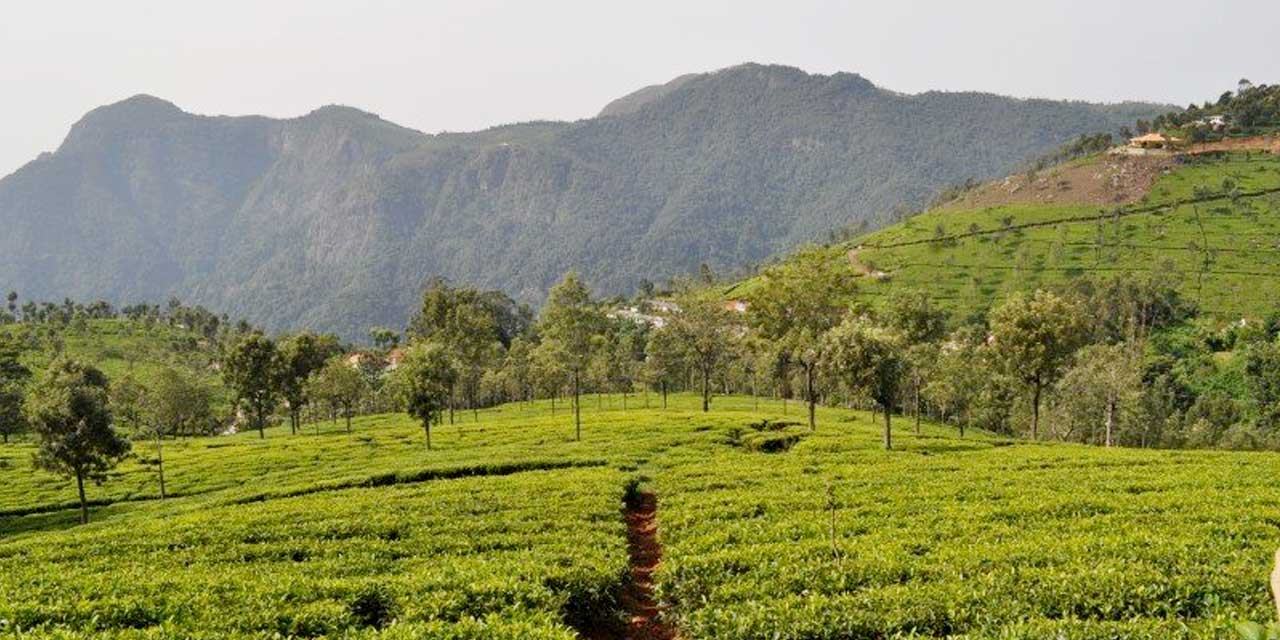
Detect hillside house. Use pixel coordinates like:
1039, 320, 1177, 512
1192, 114, 1228, 130
1129, 133, 1181, 149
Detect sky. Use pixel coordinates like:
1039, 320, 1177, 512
2, 0, 1277, 176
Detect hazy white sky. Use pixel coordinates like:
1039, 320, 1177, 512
2, 0, 1276, 176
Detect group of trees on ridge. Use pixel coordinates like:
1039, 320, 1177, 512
6, 250, 1280, 524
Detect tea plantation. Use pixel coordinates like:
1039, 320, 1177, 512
727, 151, 1280, 321
3, 395, 1280, 638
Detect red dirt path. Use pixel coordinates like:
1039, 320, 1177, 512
622, 492, 678, 640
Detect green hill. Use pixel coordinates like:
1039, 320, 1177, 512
0, 318, 232, 417
1, 396, 1276, 638
730, 149, 1280, 321
0, 64, 1168, 339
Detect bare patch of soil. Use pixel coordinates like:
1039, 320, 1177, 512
621, 492, 677, 640
1187, 134, 1280, 155
939, 155, 1174, 210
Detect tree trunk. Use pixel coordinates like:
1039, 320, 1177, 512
1031, 384, 1042, 441
551, 394, 556, 415
1105, 394, 1115, 447
883, 403, 893, 450
661, 382, 668, 409
290, 411, 298, 435
573, 371, 582, 441
155, 433, 166, 500
424, 418, 432, 450
702, 368, 711, 412
76, 470, 88, 525
256, 408, 265, 439
345, 405, 352, 433
914, 381, 921, 435
805, 364, 816, 431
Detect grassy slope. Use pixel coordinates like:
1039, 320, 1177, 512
727, 152, 1280, 320
0, 319, 232, 413
2, 395, 1279, 638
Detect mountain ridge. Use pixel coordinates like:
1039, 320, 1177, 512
0, 63, 1171, 338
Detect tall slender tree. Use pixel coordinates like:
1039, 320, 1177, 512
539, 273, 603, 440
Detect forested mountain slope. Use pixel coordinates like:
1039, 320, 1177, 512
0, 64, 1165, 338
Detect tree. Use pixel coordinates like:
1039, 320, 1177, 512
532, 340, 570, 414
5, 291, 16, 317
408, 279, 505, 422
108, 374, 148, 436
369, 327, 401, 352
503, 337, 534, 405
1053, 344, 1141, 446
223, 333, 284, 439
820, 317, 903, 450
539, 272, 604, 440
924, 327, 987, 437
306, 357, 368, 432
1245, 341, 1280, 430
989, 290, 1087, 440
748, 249, 857, 430
142, 369, 213, 498
0, 335, 31, 443
668, 296, 735, 411
279, 332, 342, 434
643, 328, 685, 409
392, 343, 456, 449
25, 359, 130, 524
884, 289, 948, 433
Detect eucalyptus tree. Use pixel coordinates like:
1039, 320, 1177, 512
538, 272, 604, 440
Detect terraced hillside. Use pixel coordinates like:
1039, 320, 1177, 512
729, 150, 1280, 320
3, 395, 1280, 638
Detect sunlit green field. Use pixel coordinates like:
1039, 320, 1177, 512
3, 394, 1280, 638
726, 153, 1280, 320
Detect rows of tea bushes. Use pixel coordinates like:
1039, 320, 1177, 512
0, 466, 628, 638
653, 422, 1280, 639
5, 395, 1280, 637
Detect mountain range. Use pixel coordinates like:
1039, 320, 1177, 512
0, 63, 1168, 338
